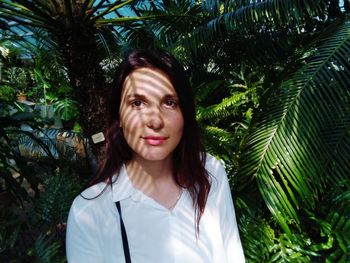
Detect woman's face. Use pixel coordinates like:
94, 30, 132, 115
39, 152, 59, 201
119, 67, 184, 163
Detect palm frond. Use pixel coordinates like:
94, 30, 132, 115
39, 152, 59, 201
325, 189, 350, 261
239, 214, 275, 262
232, 0, 326, 32
182, 0, 329, 59
194, 80, 226, 103
95, 26, 121, 56
121, 0, 203, 47
29, 234, 61, 263
197, 90, 250, 121
0, 0, 62, 29
202, 125, 235, 164
34, 168, 80, 223
237, 19, 350, 236
17, 128, 91, 162
223, 0, 326, 30
269, 233, 319, 262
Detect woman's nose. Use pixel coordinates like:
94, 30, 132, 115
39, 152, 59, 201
145, 107, 164, 130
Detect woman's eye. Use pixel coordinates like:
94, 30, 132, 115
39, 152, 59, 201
164, 100, 178, 108
131, 100, 144, 107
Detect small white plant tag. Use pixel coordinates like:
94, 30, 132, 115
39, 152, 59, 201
91, 132, 105, 144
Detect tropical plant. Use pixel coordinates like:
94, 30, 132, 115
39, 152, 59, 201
0, 100, 88, 261
0, 0, 160, 159
238, 19, 350, 261
52, 97, 78, 122
5, 66, 29, 95
194, 64, 263, 173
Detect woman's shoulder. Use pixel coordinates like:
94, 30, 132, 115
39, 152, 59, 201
66, 182, 114, 258
205, 153, 227, 176
69, 182, 111, 215
204, 153, 229, 192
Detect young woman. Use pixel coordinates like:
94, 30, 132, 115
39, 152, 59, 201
66, 48, 245, 263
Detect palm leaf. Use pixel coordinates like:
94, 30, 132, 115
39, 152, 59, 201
203, 125, 234, 146
223, 0, 326, 30
122, 0, 203, 47
194, 80, 226, 102
29, 234, 61, 263
237, 19, 350, 237
17, 128, 90, 162
326, 189, 350, 261
0, 0, 61, 29
197, 90, 250, 121
35, 168, 80, 223
182, 0, 328, 58
238, 213, 275, 262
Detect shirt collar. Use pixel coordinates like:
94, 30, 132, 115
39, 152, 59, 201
111, 164, 144, 203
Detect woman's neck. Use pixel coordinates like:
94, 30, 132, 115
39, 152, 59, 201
125, 155, 183, 210
125, 155, 176, 194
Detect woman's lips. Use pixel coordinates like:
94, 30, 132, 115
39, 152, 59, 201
142, 136, 168, 146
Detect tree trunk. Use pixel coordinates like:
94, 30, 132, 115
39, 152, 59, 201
55, 26, 108, 166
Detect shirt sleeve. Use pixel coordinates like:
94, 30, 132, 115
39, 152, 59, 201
215, 161, 245, 263
66, 197, 104, 263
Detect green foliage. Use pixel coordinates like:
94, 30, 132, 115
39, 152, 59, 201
35, 169, 80, 224
0, 101, 88, 261
28, 43, 72, 102
5, 67, 29, 93
194, 64, 263, 173
1, 66, 32, 98
238, 212, 276, 262
238, 19, 350, 237
321, 187, 350, 261
52, 98, 78, 121
0, 85, 16, 101
0, 169, 80, 262
1, 0, 350, 262
27, 234, 62, 263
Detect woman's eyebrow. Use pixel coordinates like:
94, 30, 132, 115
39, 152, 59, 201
126, 93, 147, 99
163, 94, 179, 99
126, 93, 179, 100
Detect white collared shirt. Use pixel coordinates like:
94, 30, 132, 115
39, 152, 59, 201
66, 154, 245, 263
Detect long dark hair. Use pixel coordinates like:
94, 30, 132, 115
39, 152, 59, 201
90, 47, 210, 230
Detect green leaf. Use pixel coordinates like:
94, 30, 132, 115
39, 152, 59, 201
238, 19, 350, 237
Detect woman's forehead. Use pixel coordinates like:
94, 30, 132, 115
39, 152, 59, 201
122, 67, 177, 97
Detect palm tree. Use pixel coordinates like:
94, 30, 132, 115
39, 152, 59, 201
0, 0, 155, 159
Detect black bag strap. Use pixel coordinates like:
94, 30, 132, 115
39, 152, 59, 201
116, 201, 132, 263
